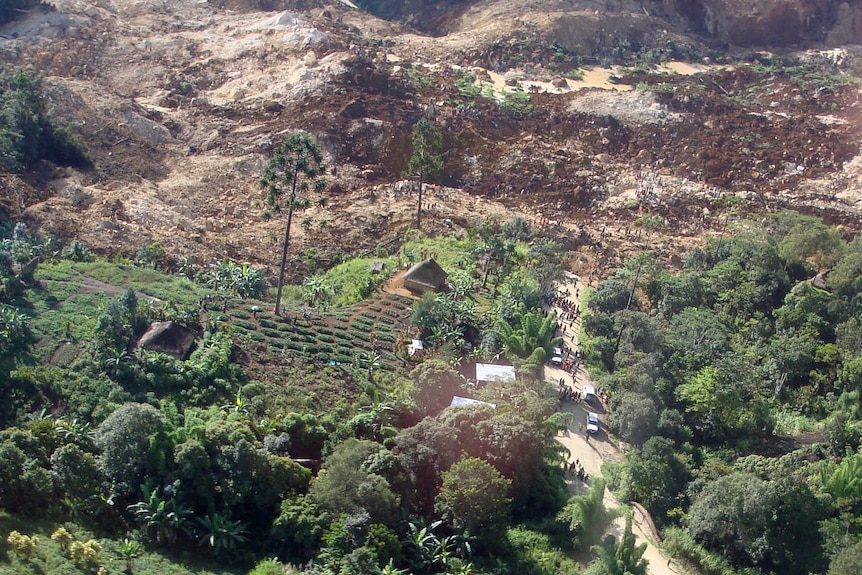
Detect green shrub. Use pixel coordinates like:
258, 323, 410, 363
249, 557, 286, 575
249, 332, 267, 342
0, 67, 92, 171
69, 539, 102, 571
319, 334, 336, 344
259, 319, 278, 329
261, 328, 281, 339
202, 259, 268, 298
62, 240, 94, 262
7, 530, 39, 560
662, 526, 737, 575
233, 319, 257, 330
231, 310, 250, 319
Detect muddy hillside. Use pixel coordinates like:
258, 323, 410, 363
2, 0, 862, 281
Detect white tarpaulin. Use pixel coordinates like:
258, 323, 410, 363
450, 396, 496, 409
475, 363, 516, 383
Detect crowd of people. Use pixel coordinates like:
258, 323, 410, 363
565, 458, 589, 482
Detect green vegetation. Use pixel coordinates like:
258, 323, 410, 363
0, 66, 91, 171
499, 90, 533, 115
260, 133, 327, 316
407, 117, 445, 230
8, 205, 862, 574
581, 210, 862, 575
0, 216, 588, 575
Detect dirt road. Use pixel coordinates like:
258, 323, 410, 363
546, 278, 681, 575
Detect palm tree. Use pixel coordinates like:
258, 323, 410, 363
586, 515, 648, 575
196, 512, 248, 556
128, 489, 192, 546
260, 133, 326, 315
103, 348, 133, 378
302, 276, 332, 308
118, 538, 142, 574
494, 308, 561, 365
400, 518, 442, 574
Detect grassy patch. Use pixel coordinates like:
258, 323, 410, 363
36, 260, 204, 304
315, 256, 397, 307
399, 236, 473, 275
27, 291, 103, 352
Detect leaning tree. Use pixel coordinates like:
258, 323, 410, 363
260, 133, 326, 315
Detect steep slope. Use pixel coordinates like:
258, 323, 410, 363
0, 0, 861, 284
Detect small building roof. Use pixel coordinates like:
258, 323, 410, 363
136, 321, 197, 359
408, 339, 424, 356
403, 258, 448, 293
475, 363, 516, 383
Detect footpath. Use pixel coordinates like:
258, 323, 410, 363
544, 278, 681, 575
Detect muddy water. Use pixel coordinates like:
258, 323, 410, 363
471, 61, 723, 99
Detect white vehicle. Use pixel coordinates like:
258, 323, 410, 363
583, 385, 597, 403
586, 412, 599, 434
551, 347, 563, 366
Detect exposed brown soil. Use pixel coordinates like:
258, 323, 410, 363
1, 0, 862, 284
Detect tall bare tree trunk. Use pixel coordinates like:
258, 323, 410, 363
273, 175, 297, 315
416, 170, 424, 230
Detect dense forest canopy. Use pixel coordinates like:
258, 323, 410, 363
580, 211, 862, 575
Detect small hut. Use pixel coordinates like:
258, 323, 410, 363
136, 321, 197, 359
403, 258, 448, 295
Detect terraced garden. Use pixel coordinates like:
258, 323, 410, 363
224, 291, 416, 371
